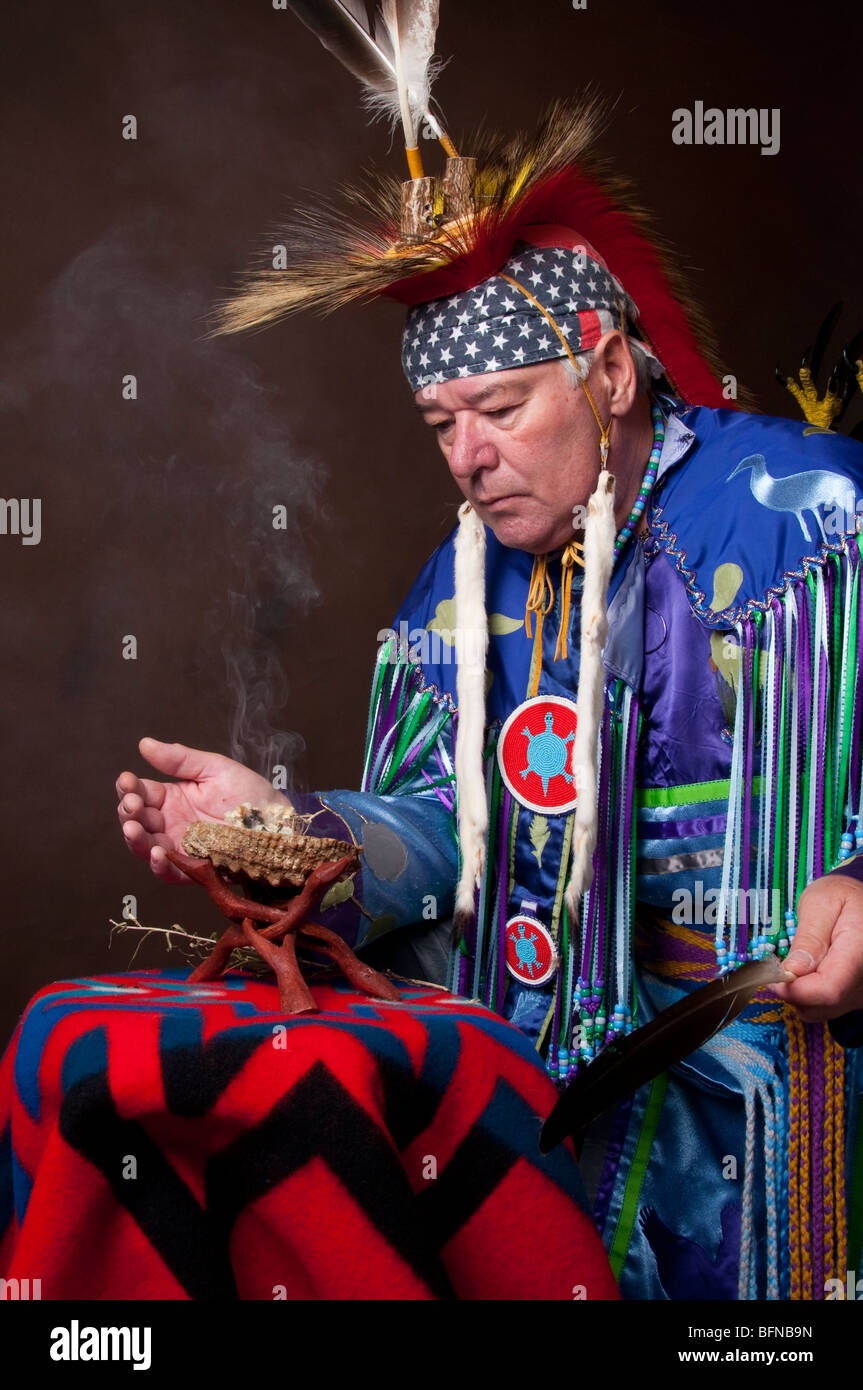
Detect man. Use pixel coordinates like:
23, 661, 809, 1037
117, 102, 863, 1300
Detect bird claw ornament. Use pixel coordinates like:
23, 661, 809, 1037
776, 301, 863, 433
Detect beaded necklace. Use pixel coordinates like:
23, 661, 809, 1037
614, 397, 665, 554
548, 400, 666, 1082
528, 396, 667, 660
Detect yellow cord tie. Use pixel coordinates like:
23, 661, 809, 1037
524, 553, 554, 638
579, 378, 613, 468
525, 546, 587, 663
554, 540, 585, 662
498, 273, 614, 464
497, 272, 611, 659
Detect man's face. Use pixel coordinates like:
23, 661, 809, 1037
414, 359, 600, 553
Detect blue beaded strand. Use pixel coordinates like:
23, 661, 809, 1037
547, 404, 664, 1087
614, 399, 665, 556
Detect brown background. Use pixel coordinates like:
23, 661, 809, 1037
1, 0, 861, 1043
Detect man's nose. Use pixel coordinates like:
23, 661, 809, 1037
447, 416, 497, 478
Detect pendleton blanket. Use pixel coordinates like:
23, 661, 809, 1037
0, 970, 618, 1300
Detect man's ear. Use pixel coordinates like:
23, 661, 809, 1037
592, 330, 638, 417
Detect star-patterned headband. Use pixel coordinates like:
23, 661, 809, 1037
400, 239, 662, 392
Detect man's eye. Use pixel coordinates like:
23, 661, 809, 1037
432, 420, 453, 433
488, 405, 516, 419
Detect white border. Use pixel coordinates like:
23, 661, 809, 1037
504, 914, 559, 986
496, 694, 579, 815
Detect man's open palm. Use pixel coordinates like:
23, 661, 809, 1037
116, 737, 285, 883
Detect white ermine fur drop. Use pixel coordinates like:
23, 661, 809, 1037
565, 469, 616, 920
453, 500, 489, 919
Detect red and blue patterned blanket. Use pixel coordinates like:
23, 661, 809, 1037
0, 970, 618, 1300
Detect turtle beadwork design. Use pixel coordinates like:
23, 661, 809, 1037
497, 694, 579, 814
521, 711, 576, 796
511, 920, 541, 977
504, 914, 558, 986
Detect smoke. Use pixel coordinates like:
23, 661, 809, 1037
0, 208, 326, 785
0, 1, 371, 787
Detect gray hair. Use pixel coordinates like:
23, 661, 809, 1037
559, 340, 663, 395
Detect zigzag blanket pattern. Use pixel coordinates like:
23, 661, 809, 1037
0, 970, 618, 1300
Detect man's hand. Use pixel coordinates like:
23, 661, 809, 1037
769, 872, 863, 1021
116, 737, 288, 884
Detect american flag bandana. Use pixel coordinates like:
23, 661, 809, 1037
401, 240, 659, 392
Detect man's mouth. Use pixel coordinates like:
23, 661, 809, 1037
477, 494, 522, 509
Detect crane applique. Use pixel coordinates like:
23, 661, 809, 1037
727, 453, 857, 543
